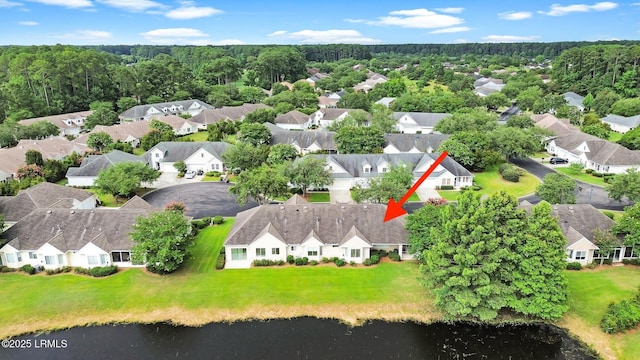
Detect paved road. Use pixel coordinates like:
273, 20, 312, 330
142, 182, 258, 219
511, 157, 633, 210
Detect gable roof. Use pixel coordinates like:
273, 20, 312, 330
76, 121, 151, 144
316, 108, 368, 120
143, 141, 231, 162
601, 114, 640, 128
270, 130, 336, 151
375, 97, 396, 107
120, 100, 213, 120
534, 114, 578, 136
0, 138, 89, 177
18, 110, 93, 131
384, 133, 450, 152
66, 150, 144, 177
0, 182, 94, 222
149, 114, 198, 130
392, 112, 451, 127
283, 194, 309, 205
224, 203, 406, 246
563, 92, 585, 109
552, 131, 640, 165
275, 110, 309, 125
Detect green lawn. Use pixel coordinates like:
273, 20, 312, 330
88, 188, 155, 207
437, 165, 541, 201
555, 167, 607, 187
309, 192, 330, 202
609, 132, 623, 143
180, 220, 234, 274
179, 131, 208, 142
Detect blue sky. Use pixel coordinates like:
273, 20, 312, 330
1, 0, 639, 45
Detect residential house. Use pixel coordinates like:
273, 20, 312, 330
563, 92, 585, 111
144, 141, 230, 173
119, 100, 213, 122
74, 121, 150, 148
270, 130, 337, 154
18, 111, 93, 137
223, 196, 410, 269
532, 114, 578, 137
375, 97, 396, 108
601, 114, 640, 134
312, 153, 473, 191
383, 133, 450, 154
473, 78, 505, 97
65, 150, 145, 187
0, 196, 156, 269
520, 203, 631, 266
308, 108, 368, 129
189, 104, 271, 130
0, 182, 96, 228
498, 105, 521, 123
0, 138, 89, 181
318, 91, 346, 109
274, 110, 311, 130
546, 130, 640, 173
393, 112, 451, 134
149, 115, 199, 136
353, 71, 388, 93
305, 72, 329, 88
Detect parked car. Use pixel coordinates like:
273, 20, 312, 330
549, 157, 569, 164
185, 170, 196, 179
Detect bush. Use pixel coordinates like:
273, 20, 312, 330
206, 171, 221, 177
602, 211, 615, 220
253, 259, 282, 267
90, 265, 118, 277
623, 259, 632, 265
335, 259, 346, 267
498, 163, 512, 175
502, 167, 520, 182
566, 262, 582, 270
471, 184, 483, 191
212, 216, 224, 225
295, 257, 304, 266
302, 257, 309, 265
592, 172, 604, 177
585, 169, 594, 174
21, 264, 36, 275
372, 249, 388, 258
388, 252, 401, 261
191, 219, 208, 229
0, 266, 17, 273
287, 255, 295, 264
216, 253, 226, 270
310, 260, 318, 266
363, 258, 372, 266
74, 267, 91, 275
46, 266, 72, 275
514, 167, 526, 176
438, 185, 455, 190
321, 257, 330, 263
370, 255, 380, 264
601, 295, 640, 333
631, 259, 640, 266
602, 258, 613, 265
349, 261, 357, 266
331, 257, 339, 263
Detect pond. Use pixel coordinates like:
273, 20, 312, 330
2, 318, 597, 359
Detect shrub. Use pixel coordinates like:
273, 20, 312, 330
349, 261, 357, 266
471, 184, 483, 191
253, 259, 282, 267
602, 211, 615, 220
0, 266, 17, 273
602, 258, 613, 265
47, 266, 72, 275
498, 163, 512, 175
363, 258, 372, 266
191, 219, 208, 229
287, 255, 295, 264
21, 264, 36, 275
601, 295, 640, 333
586, 262, 598, 270
370, 255, 380, 264
89, 265, 118, 277
438, 185, 455, 190
310, 260, 318, 266
631, 259, 640, 266
331, 257, 339, 263
335, 259, 346, 267
74, 267, 91, 275
566, 262, 582, 270
585, 169, 594, 174
514, 167, 526, 176
295, 257, 304, 266
215, 253, 226, 270
623, 259, 632, 265
388, 252, 401, 261
212, 216, 224, 225
302, 257, 309, 265
592, 172, 604, 177
502, 167, 520, 182
321, 257, 330, 263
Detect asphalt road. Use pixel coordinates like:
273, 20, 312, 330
510, 157, 634, 210
142, 182, 258, 219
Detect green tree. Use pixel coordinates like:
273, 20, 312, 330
222, 142, 269, 172
535, 173, 576, 204
581, 124, 611, 139
610, 98, 640, 117
237, 122, 271, 146
592, 89, 621, 117
593, 229, 618, 266
229, 163, 289, 205
614, 203, 640, 250
351, 164, 413, 204
84, 107, 119, 130
267, 144, 299, 165
406, 202, 445, 261
516, 86, 544, 111
87, 131, 114, 152
434, 110, 498, 134
582, 93, 594, 112
117, 97, 138, 112
489, 126, 540, 161
94, 162, 159, 201
618, 127, 640, 150
244, 108, 276, 124
335, 126, 384, 154
607, 168, 640, 202
42, 159, 67, 182
438, 131, 501, 172
173, 161, 187, 174
484, 92, 510, 110
337, 91, 371, 111
130, 209, 195, 274
505, 115, 534, 129
239, 86, 267, 104
285, 155, 333, 197
25, 149, 44, 166
369, 105, 397, 133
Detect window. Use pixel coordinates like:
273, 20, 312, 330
112, 252, 121, 262
155, 153, 159, 158
381, 167, 388, 173
256, 248, 266, 257
442, 178, 451, 185
6, 253, 16, 263
16, 252, 22, 262
29, 252, 37, 259
272, 248, 280, 255
45, 255, 55, 265
625, 247, 633, 258
307, 248, 318, 256
88, 255, 98, 265
231, 248, 247, 260
57, 255, 64, 265
363, 166, 371, 173
566, 250, 573, 259
100, 254, 108, 265
575, 251, 586, 260
350, 249, 361, 258
213, 164, 219, 170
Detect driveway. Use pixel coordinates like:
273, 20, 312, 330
511, 157, 633, 210
145, 172, 202, 189
142, 182, 258, 219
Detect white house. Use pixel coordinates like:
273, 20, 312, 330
18, 111, 93, 137
392, 112, 451, 134
308, 109, 367, 129
223, 196, 410, 269
149, 115, 199, 136
144, 141, 230, 173
600, 114, 640, 134
270, 130, 337, 154
65, 150, 146, 187
563, 92, 585, 111
0, 196, 156, 269
274, 110, 311, 130
383, 133, 450, 154
120, 100, 213, 122
311, 153, 473, 191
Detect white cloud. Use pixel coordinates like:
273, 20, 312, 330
429, 26, 471, 34
367, 8, 464, 29
140, 27, 212, 44
210, 39, 245, 45
482, 34, 541, 42
165, 5, 222, 19
56, 30, 112, 41
538, 2, 618, 16
435, 7, 464, 14
498, 11, 532, 20
97, 0, 164, 12
0, 0, 22, 7
344, 18, 365, 23
268, 29, 381, 44
454, 39, 470, 43
18, 21, 38, 25
27, 0, 92, 8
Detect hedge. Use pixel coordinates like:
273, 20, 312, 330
566, 262, 582, 270
216, 253, 226, 270
21, 264, 36, 275
601, 294, 640, 333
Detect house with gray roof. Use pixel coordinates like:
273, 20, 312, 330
223, 196, 409, 268
375, 97, 396, 108
0, 182, 95, 227
0, 196, 156, 269
393, 112, 451, 134
473, 78, 505, 98
601, 114, 640, 134
546, 130, 640, 173
312, 153, 473, 191
274, 110, 311, 130
308, 108, 368, 129
143, 141, 231, 173
383, 133, 450, 154
18, 110, 93, 137
532, 113, 578, 137
189, 104, 270, 130
66, 150, 146, 187
119, 99, 213, 122
270, 130, 337, 154
563, 92, 585, 111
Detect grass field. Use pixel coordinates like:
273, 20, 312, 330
133, 148, 146, 156
179, 131, 208, 142
555, 167, 607, 187
308, 192, 330, 202
437, 165, 541, 201
609, 132, 623, 143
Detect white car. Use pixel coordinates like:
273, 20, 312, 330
184, 170, 196, 179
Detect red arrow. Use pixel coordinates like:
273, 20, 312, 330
384, 151, 449, 222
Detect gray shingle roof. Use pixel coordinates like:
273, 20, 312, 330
224, 203, 407, 246
383, 133, 450, 152
552, 131, 640, 165
66, 150, 144, 177
563, 92, 585, 109
270, 130, 337, 151
392, 112, 451, 127
190, 104, 271, 125
275, 110, 309, 125
0, 182, 94, 222
143, 142, 231, 162
120, 100, 213, 120
601, 114, 640, 128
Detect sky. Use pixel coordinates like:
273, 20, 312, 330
0, 0, 639, 45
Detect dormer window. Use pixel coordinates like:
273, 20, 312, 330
382, 167, 388, 173
363, 165, 371, 173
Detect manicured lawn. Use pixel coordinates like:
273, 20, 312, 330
555, 167, 607, 187
202, 176, 221, 182
179, 131, 208, 142
133, 148, 146, 156
180, 220, 234, 274
437, 165, 541, 201
309, 192, 330, 202
609, 132, 623, 143
530, 151, 551, 160
600, 210, 624, 222
88, 188, 155, 207
408, 193, 421, 202
55, 178, 68, 186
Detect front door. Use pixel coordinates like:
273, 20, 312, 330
614, 249, 622, 262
